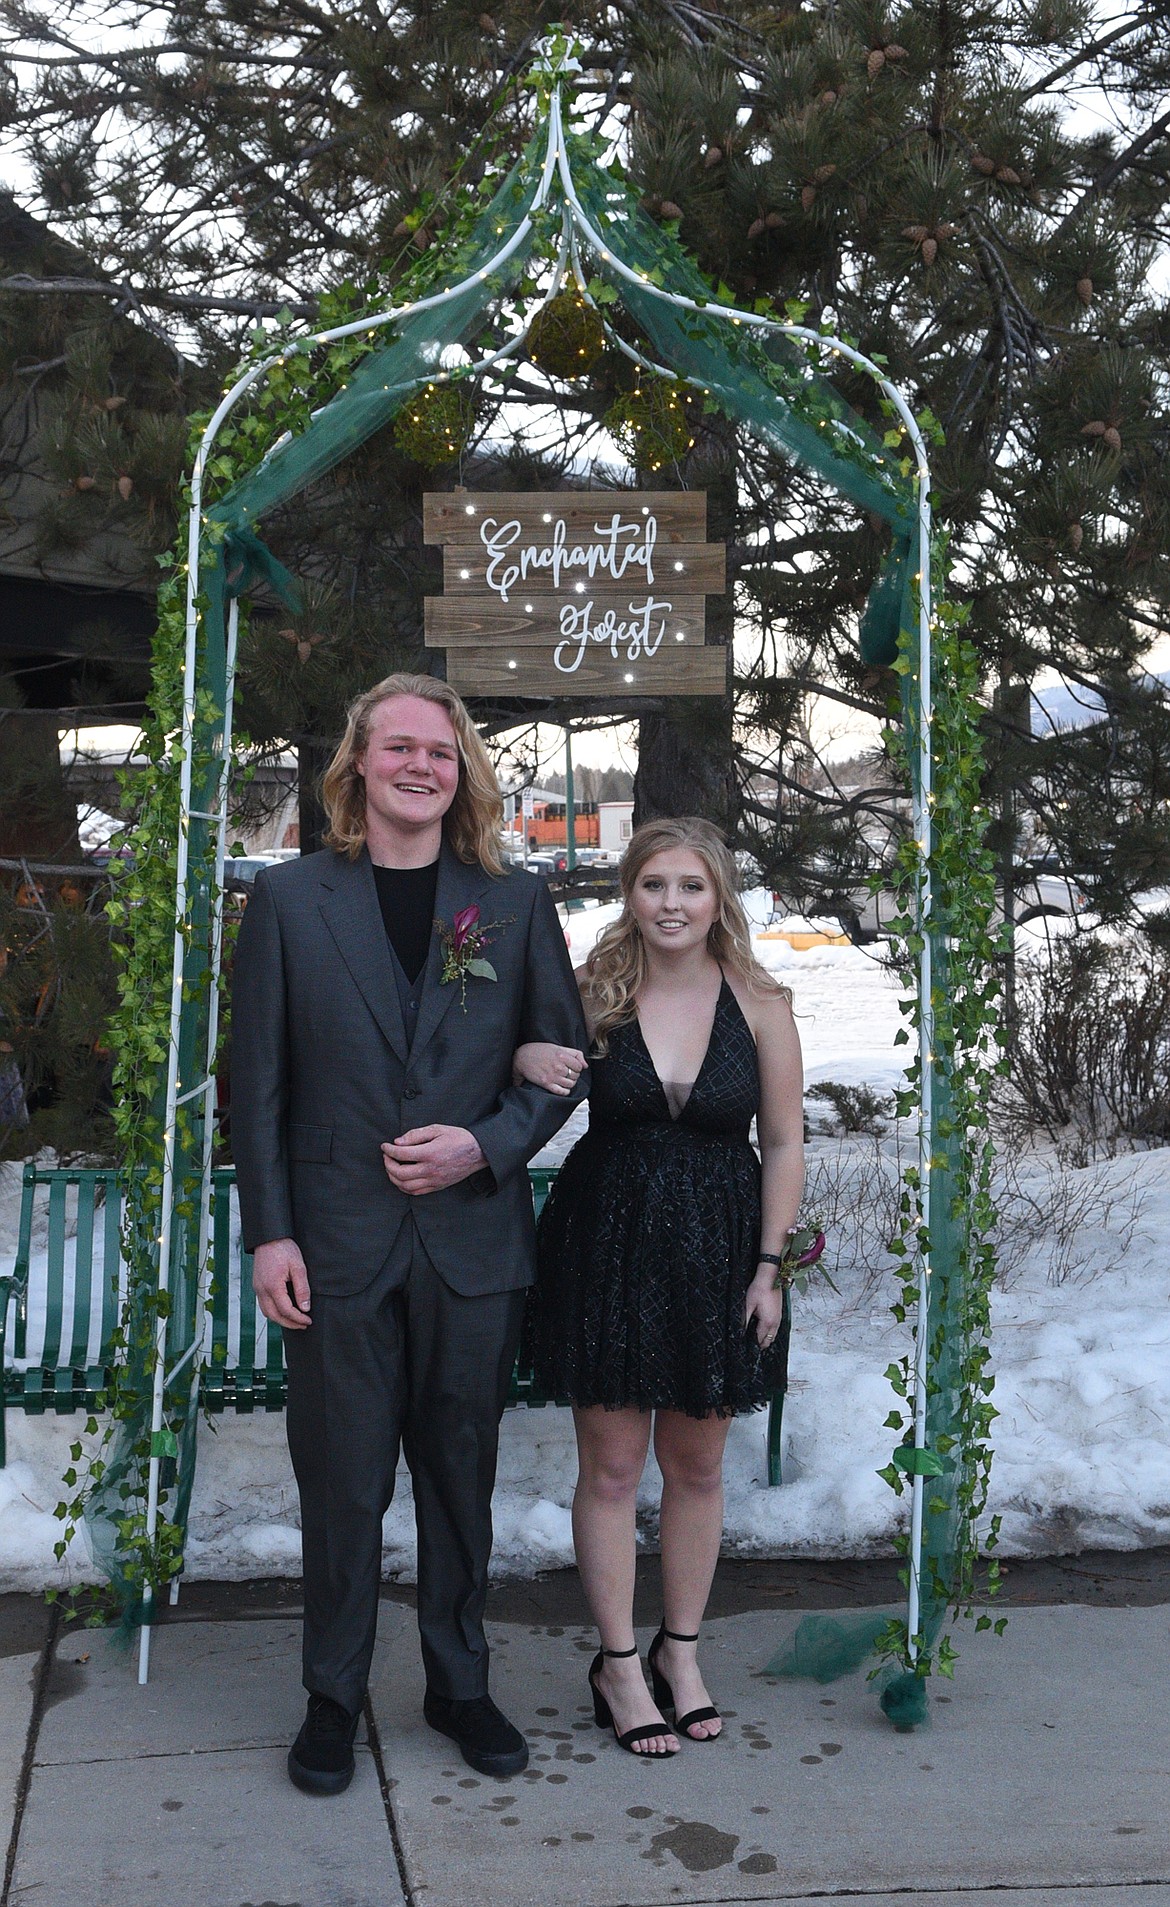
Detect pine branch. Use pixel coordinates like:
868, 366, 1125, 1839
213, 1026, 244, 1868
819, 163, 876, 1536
0, 273, 318, 319
1019, 10, 1162, 101
1054, 104, 1170, 237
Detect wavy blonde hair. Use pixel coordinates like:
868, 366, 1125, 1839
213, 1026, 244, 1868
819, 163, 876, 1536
322, 672, 504, 872
584, 816, 790, 1053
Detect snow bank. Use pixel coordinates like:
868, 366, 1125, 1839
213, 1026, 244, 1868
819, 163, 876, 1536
4, 930, 1170, 1590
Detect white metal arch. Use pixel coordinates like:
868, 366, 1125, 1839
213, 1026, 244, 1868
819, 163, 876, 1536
142, 68, 935, 1690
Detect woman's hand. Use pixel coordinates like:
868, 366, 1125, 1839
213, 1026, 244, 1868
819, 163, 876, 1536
745, 1271, 786, 1349
512, 1041, 587, 1095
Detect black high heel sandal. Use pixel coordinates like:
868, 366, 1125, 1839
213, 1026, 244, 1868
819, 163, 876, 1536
648, 1624, 722, 1739
589, 1644, 679, 1757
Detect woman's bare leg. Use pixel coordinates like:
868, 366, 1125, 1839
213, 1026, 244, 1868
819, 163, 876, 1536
572, 1404, 678, 1754
652, 1409, 732, 1739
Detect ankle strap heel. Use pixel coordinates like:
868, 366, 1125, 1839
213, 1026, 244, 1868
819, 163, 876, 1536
587, 1643, 678, 1756
647, 1622, 722, 1740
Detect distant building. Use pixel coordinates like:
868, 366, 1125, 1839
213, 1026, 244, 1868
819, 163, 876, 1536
599, 801, 634, 854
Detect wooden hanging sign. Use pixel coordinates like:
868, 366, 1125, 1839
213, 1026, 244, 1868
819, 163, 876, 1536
422, 490, 726, 698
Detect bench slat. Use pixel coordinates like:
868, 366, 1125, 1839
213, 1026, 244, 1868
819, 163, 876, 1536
41, 1179, 68, 1373
67, 1179, 96, 1371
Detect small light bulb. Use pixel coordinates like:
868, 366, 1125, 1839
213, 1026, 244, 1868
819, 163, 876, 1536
575, 582, 585, 593
459, 568, 470, 579
674, 561, 684, 572
624, 672, 634, 682
465, 503, 476, 514
508, 659, 517, 670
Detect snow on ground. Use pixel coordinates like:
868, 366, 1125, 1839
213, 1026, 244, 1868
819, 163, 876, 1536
2, 903, 1169, 1592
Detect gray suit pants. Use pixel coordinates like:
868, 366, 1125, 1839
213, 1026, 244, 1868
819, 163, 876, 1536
283, 1224, 525, 1716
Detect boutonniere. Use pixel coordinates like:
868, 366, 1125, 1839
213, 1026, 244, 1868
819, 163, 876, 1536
436, 904, 513, 1010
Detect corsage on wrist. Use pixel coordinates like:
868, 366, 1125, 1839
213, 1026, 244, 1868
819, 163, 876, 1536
758, 1221, 833, 1296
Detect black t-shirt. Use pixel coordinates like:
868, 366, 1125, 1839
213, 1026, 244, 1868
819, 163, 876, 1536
371, 860, 439, 985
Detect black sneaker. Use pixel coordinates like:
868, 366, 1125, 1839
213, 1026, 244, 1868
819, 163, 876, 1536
288, 1694, 361, 1794
423, 1690, 529, 1776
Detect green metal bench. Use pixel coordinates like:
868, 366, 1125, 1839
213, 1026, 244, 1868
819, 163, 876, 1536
3, 1162, 786, 1479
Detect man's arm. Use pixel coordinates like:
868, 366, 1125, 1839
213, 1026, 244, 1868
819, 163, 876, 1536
465, 880, 589, 1190
229, 874, 296, 1252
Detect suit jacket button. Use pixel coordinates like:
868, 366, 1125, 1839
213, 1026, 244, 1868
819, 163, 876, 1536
403, 1083, 419, 1098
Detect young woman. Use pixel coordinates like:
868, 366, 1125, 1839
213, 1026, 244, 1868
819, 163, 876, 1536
514, 817, 804, 1757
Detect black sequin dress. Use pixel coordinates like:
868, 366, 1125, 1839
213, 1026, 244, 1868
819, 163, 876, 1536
533, 978, 790, 1418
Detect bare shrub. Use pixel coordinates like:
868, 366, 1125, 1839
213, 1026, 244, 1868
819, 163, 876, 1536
1001, 934, 1170, 1147
802, 1133, 906, 1304
990, 1146, 1149, 1286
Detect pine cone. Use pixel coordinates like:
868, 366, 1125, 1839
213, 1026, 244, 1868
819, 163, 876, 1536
703, 145, 723, 168
1081, 420, 1107, 437
801, 184, 817, 211
660, 201, 683, 221
102, 395, 127, 412
748, 216, 767, 240
765, 211, 783, 229
921, 236, 938, 264
412, 228, 430, 250
813, 164, 837, 184
393, 218, 411, 237
819, 89, 839, 106
996, 166, 1022, 185
74, 475, 96, 491
867, 47, 886, 76
116, 474, 133, 500
1103, 425, 1122, 453
902, 225, 930, 242
1068, 522, 1084, 552
1076, 276, 1094, 306
971, 154, 996, 175
479, 12, 497, 30
885, 43, 909, 59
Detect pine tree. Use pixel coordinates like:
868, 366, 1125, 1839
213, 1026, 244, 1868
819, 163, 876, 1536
0, 0, 1167, 914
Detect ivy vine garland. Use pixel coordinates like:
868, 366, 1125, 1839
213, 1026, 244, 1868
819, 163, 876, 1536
871, 565, 1004, 1696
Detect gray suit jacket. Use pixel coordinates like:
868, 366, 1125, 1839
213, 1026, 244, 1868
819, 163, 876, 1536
229, 840, 588, 1296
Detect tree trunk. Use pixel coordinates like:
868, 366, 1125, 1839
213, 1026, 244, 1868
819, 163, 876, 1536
633, 439, 738, 833
0, 712, 82, 861
296, 738, 331, 856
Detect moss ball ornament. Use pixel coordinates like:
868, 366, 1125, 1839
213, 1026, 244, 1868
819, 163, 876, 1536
603, 378, 695, 472
526, 291, 607, 379
393, 381, 478, 465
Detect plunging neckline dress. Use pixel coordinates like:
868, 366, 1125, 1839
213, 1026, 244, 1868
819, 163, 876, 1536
532, 977, 789, 1418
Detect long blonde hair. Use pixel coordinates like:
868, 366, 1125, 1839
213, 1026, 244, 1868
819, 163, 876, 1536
585, 816, 790, 1052
322, 672, 504, 872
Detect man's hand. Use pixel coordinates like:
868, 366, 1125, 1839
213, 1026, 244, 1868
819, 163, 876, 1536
381, 1124, 488, 1195
253, 1237, 312, 1329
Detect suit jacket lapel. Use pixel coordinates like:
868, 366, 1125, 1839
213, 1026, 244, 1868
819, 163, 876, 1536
410, 840, 494, 1066
318, 849, 409, 1063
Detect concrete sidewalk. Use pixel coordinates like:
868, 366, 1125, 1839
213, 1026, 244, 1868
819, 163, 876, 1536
2, 1561, 1169, 1907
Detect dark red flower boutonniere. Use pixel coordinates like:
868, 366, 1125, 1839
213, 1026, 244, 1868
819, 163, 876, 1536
436, 904, 513, 1010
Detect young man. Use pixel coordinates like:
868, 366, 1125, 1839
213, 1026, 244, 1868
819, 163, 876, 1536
231, 673, 588, 1793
